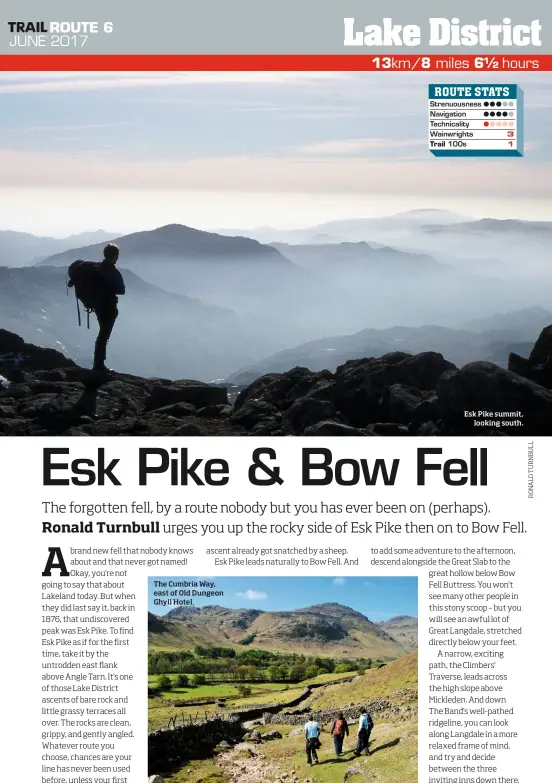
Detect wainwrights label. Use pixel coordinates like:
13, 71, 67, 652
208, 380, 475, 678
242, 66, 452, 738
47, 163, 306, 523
428, 84, 524, 157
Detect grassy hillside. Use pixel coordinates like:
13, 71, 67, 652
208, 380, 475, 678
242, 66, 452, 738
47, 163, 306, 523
308, 650, 418, 710
246, 720, 417, 783
153, 651, 418, 782
162, 719, 418, 783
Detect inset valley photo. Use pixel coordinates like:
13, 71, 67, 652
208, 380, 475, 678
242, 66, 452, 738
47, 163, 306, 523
148, 576, 418, 783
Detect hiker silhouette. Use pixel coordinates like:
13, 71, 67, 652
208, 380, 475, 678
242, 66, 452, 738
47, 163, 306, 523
68, 243, 125, 373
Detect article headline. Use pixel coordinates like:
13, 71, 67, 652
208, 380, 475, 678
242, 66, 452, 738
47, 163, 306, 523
42, 446, 488, 488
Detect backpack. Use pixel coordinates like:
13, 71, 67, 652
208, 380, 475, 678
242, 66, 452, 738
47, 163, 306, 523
67, 261, 106, 327
361, 714, 372, 731
333, 719, 345, 735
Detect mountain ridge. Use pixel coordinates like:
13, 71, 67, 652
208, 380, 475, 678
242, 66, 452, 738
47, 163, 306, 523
0, 228, 118, 267
37, 223, 293, 266
150, 602, 411, 658
218, 209, 473, 244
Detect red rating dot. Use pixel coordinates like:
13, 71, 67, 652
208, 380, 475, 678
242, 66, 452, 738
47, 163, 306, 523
484, 121, 489, 126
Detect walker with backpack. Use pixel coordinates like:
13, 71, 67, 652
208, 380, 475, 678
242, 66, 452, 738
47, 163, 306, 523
66, 260, 105, 328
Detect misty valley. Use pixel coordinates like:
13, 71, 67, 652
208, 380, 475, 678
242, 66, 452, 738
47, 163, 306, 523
1, 210, 551, 384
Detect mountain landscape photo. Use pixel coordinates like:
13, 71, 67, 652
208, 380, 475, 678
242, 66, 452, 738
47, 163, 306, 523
1, 71, 552, 436
2, 212, 552, 437
147, 577, 418, 783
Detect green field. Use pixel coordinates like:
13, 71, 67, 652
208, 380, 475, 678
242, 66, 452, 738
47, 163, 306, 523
230, 687, 306, 708
148, 671, 359, 699
148, 682, 308, 732
148, 678, 290, 701
303, 670, 359, 686
149, 653, 417, 733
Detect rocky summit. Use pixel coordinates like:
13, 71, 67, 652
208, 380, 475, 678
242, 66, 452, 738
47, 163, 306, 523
1, 326, 551, 436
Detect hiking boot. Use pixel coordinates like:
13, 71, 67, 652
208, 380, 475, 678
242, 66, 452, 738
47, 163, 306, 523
93, 364, 113, 375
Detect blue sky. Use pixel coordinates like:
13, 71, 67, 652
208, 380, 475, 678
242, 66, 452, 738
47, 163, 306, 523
148, 575, 417, 620
1, 71, 552, 234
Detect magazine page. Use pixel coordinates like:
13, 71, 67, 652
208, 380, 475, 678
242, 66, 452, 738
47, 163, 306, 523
0, 2, 549, 783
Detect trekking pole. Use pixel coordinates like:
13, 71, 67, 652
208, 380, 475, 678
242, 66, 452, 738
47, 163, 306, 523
75, 290, 82, 327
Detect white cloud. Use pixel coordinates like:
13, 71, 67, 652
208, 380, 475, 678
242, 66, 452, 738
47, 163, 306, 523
237, 589, 268, 601
333, 577, 346, 586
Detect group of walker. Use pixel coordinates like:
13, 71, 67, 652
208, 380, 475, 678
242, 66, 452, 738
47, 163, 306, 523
304, 709, 373, 766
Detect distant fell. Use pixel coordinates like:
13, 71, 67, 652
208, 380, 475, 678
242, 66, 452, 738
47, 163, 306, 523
378, 616, 418, 651
37, 223, 290, 266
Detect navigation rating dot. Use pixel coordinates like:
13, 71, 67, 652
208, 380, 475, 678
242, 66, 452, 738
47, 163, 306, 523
428, 83, 524, 158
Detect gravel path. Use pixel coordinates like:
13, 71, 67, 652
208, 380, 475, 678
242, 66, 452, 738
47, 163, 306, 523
218, 743, 312, 783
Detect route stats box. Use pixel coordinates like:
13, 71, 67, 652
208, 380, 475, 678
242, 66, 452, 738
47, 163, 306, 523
428, 84, 524, 157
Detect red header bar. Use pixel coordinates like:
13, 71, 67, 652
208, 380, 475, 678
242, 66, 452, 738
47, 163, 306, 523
0, 53, 550, 71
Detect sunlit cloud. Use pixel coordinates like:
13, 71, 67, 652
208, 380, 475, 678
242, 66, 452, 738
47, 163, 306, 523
2, 147, 550, 199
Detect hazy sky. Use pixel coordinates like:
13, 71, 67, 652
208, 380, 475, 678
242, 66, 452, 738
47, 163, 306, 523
1, 71, 551, 236
148, 575, 418, 620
